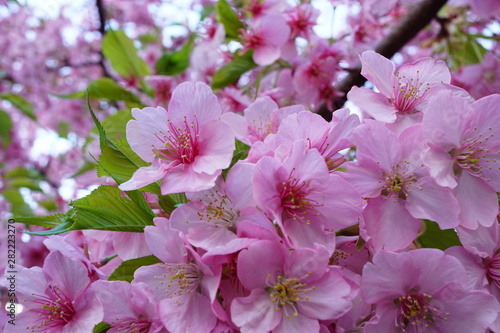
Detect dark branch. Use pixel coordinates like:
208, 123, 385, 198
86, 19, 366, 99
95, 0, 112, 78
316, 0, 448, 120
95, 0, 107, 36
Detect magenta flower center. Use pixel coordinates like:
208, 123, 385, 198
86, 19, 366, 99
154, 116, 200, 164
391, 71, 431, 113
266, 274, 314, 319
454, 127, 495, 179
26, 285, 76, 332
379, 164, 417, 200
394, 293, 449, 331
197, 189, 238, 230
487, 253, 500, 288
280, 173, 323, 224
240, 29, 263, 50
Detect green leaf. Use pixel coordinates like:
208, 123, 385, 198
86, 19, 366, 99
447, 34, 488, 71
155, 34, 195, 76
4, 167, 41, 179
88, 91, 161, 196
0, 93, 36, 120
93, 322, 111, 333
102, 109, 133, 141
108, 255, 162, 282
158, 192, 188, 214
37, 200, 58, 212
70, 185, 155, 232
57, 121, 70, 138
102, 30, 151, 79
15, 214, 67, 228
222, 140, 249, 179
0, 109, 12, 148
417, 220, 462, 250
8, 177, 42, 192
55, 78, 142, 104
88, 98, 146, 182
3, 189, 33, 217
212, 50, 257, 90
200, 5, 215, 20
17, 185, 156, 235
215, 0, 244, 39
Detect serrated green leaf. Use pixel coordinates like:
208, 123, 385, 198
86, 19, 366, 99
108, 255, 162, 282
15, 213, 67, 228
0, 109, 12, 148
93, 322, 111, 333
0, 93, 36, 120
155, 34, 195, 76
102, 30, 151, 79
3, 189, 33, 217
89, 98, 144, 181
88, 93, 161, 196
417, 220, 462, 250
17, 186, 156, 235
215, 0, 244, 39
70, 185, 155, 232
212, 50, 257, 90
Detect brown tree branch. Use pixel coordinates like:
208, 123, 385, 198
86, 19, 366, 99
316, 0, 448, 120
95, 0, 112, 78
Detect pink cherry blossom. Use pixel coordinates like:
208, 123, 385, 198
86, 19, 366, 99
119, 81, 235, 195
92, 280, 167, 333
12, 251, 103, 332
133, 217, 220, 333
343, 121, 460, 250
240, 14, 291, 66
253, 140, 363, 249
221, 96, 304, 145
269, 109, 359, 171
285, 4, 320, 41
361, 249, 500, 333
231, 240, 357, 333
422, 90, 500, 229
347, 50, 451, 126
169, 162, 261, 250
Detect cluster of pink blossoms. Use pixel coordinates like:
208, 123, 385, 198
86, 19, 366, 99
8, 51, 500, 333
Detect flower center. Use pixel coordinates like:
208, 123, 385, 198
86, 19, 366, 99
379, 164, 417, 201
153, 263, 200, 301
25, 285, 75, 332
267, 274, 314, 319
394, 293, 449, 332
454, 126, 496, 180
280, 172, 323, 224
196, 189, 238, 230
153, 116, 199, 164
391, 71, 431, 113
